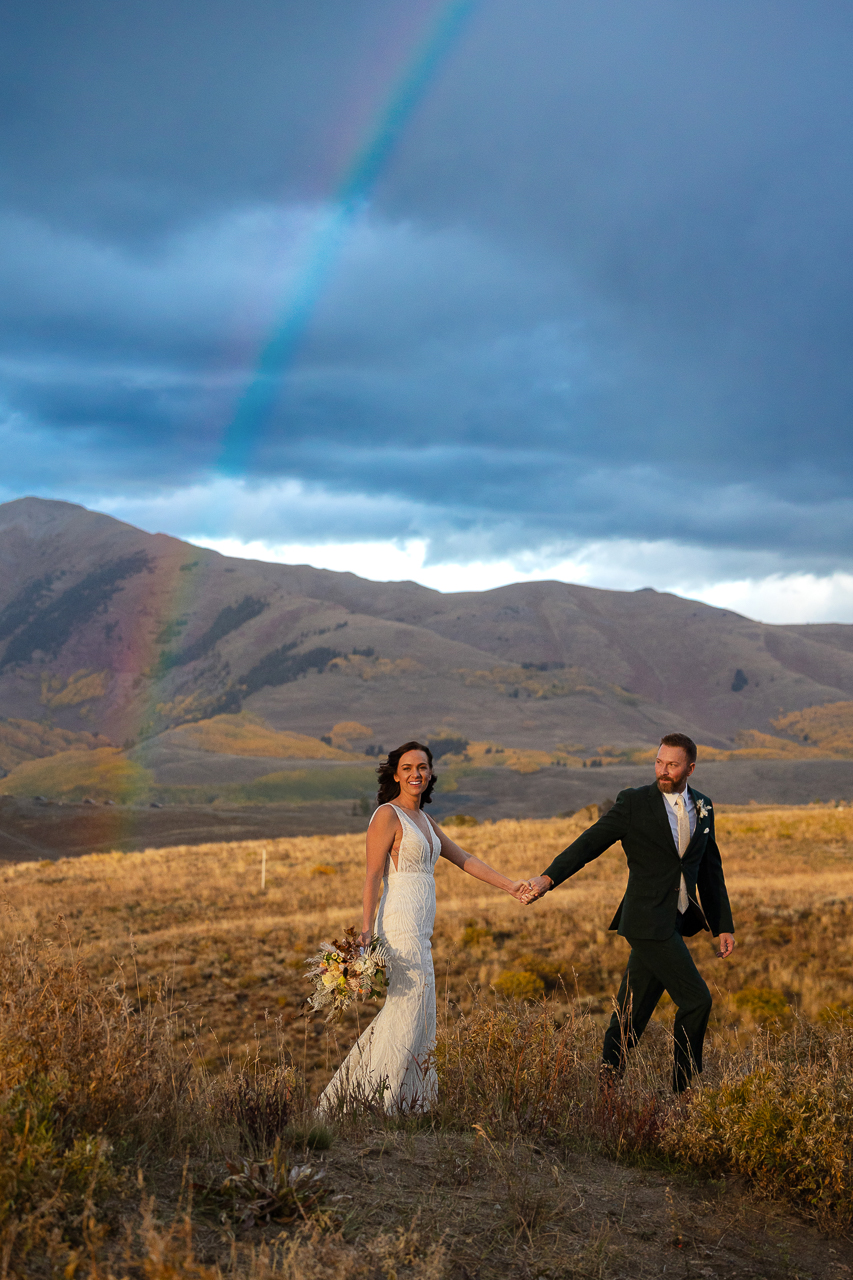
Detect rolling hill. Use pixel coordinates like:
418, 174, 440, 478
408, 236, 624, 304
1, 496, 853, 815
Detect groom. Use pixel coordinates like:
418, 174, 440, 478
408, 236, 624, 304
524, 733, 735, 1092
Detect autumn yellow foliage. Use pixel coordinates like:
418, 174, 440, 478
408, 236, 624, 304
2, 746, 151, 801
328, 653, 422, 680
620, 701, 853, 762
773, 700, 853, 755
628, 728, 841, 764
0, 717, 110, 772
455, 663, 603, 700
40, 667, 111, 707
328, 720, 374, 749
440, 739, 584, 775
170, 712, 364, 760
710, 728, 838, 759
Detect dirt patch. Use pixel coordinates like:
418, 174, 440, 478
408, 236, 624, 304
185, 1128, 851, 1279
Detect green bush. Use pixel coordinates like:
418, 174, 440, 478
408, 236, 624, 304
460, 920, 493, 947
733, 986, 791, 1024
493, 970, 546, 1001
663, 1022, 853, 1228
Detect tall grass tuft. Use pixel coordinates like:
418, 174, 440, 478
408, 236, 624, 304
0, 928, 188, 1267
206, 1062, 299, 1158
434, 996, 670, 1160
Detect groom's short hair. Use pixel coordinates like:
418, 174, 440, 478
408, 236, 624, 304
660, 733, 697, 765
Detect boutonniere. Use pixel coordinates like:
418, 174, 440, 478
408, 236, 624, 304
697, 799, 711, 820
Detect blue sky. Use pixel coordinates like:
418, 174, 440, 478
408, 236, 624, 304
3, 1, 853, 621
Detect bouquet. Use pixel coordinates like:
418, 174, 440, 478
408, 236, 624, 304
305, 927, 388, 1022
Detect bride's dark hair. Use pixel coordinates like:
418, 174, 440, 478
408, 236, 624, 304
376, 741, 436, 808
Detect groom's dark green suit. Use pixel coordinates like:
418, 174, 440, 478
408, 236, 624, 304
542, 782, 734, 1090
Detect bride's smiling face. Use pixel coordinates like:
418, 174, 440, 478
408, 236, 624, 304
394, 750, 432, 802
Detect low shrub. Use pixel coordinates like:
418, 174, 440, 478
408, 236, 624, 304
436, 1000, 853, 1230
732, 985, 792, 1025
663, 1019, 853, 1229
459, 920, 492, 947
493, 969, 545, 1001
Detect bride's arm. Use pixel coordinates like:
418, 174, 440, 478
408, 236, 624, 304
360, 806, 398, 945
429, 817, 527, 899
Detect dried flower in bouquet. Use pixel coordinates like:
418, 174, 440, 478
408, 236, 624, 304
305, 927, 388, 1022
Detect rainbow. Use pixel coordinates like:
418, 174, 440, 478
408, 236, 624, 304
217, 0, 479, 475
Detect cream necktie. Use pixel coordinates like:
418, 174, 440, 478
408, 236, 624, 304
674, 794, 690, 913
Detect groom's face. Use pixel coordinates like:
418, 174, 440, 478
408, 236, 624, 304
655, 745, 695, 793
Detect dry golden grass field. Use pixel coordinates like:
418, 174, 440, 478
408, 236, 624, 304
3, 804, 852, 1083
2, 805, 853, 1279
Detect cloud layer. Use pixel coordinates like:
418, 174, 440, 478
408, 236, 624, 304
2, 0, 853, 606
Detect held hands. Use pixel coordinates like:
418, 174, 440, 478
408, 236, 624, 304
506, 880, 533, 903
518, 874, 553, 904
503, 875, 553, 905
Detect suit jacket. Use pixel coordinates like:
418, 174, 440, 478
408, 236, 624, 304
542, 783, 734, 941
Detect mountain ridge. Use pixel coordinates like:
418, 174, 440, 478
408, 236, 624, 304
1, 497, 852, 760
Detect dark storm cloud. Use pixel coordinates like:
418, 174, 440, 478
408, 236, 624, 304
2, 0, 853, 568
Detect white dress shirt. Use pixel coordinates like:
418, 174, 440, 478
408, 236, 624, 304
662, 786, 696, 846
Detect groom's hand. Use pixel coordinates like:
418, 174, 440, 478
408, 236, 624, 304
507, 880, 533, 902
522, 874, 553, 903
716, 932, 735, 959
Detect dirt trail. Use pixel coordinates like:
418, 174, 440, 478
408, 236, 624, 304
250, 1129, 852, 1280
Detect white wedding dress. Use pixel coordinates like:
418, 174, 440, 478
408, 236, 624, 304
317, 803, 439, 1115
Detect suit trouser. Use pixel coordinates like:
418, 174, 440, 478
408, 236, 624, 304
601, 932, 712, 1092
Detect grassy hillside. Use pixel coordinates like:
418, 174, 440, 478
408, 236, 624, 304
164, 712, 368, 760
2, 745, 151, 801
3, 806, 851, 1084
2, 751, 379, 807
1, 807, 852, 1276
0, 715, 110, 773
773, 699, 853, 754
6, 707, 848, 808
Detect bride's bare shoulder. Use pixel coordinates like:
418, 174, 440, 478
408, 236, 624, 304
369, 803, 400, 829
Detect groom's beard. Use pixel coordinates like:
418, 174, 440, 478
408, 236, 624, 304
657, 778, 685, 793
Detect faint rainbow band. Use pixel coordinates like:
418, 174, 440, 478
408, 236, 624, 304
218, 0, 479, 476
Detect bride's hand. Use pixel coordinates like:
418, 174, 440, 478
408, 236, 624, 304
358, 929, 372, 949
507, 880, 533, 903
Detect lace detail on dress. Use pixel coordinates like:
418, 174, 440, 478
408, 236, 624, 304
386, 804, 441, 875
317, 803, 439, 1115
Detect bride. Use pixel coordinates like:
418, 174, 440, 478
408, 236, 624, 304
317, 740, 529, 1115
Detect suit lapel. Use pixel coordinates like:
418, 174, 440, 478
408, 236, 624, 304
645, 784, 680, 856
684, 786, 707, 853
